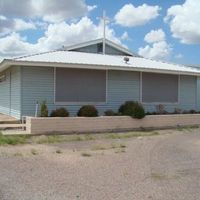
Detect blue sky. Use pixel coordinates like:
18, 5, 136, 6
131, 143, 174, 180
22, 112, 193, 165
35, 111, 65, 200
0, 0, 199, 65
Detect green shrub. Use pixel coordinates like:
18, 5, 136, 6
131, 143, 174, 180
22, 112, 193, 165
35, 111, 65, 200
189, 109, 197, 114
40, 101, 48, 117
119, 101, 145, 119
77, 105, 98, 117
104, 109, 116, 116
50, 107, 69, 117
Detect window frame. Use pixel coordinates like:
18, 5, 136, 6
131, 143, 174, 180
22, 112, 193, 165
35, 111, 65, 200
54, 67, 108, 105
140, 72, 180, 105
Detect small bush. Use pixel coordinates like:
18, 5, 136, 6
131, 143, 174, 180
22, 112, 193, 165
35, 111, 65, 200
146, 112, 153, 115
40, 101, 48, 117
189, 109, 197, 114
50, 107, 69, 117
182, 110, 190, 114
104, 109, 116, 116
77, 105, 98, 117
119, 101, 145, 119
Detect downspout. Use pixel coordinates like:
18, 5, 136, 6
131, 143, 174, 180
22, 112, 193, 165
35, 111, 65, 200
9, 69, 11, 115
20, 66, 23, 119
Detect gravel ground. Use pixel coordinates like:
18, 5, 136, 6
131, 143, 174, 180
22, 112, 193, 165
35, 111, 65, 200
0, 129, 200, 200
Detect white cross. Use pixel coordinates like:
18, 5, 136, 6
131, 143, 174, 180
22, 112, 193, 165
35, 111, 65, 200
100, 10, 110, 54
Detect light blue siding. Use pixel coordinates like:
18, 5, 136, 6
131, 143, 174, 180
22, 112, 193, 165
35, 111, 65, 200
21, 66, 199, 117
10, 66, 21, 118
106, 70, 140, 111
71, 44, 130, 56
21, 66, 54, 117
0, 67, 21, 118
144, 75, 197, 113
105, 45, 129, 56
179, 75, 197, 110
72, 44, 98, 53
0, 69, 11, 115
21, 67, 140, 116
196, 77, 200, 110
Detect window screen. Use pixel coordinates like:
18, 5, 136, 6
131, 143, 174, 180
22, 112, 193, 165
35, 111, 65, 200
142, 73, 178, 103
55, 68, 106, 103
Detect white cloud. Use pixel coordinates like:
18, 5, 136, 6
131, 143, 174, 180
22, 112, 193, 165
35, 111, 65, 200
139, 41, 172, 60
0, 0, 96, 35
0, 32, 36, 57
121, 32, 129, 40
138, 29, 172, 60
14, 19, 36, 31
1, 0, 94, 23
165, 0, 200, 44
0, 16, 36, 36
87, 5, 97, 12
144, 29, 165, 43
175, 53, 183, 59
0, 15, 7, 20
115, 3, 161, 27
0, 17, 122, 59
37, 17, 121, 51
34, 0, 91, 22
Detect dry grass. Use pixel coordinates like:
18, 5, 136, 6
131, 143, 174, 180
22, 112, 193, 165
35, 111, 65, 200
0, 130, 160, 146
81, 152, 92, 157
92, 143, 127, 151
105, 131, 159, 139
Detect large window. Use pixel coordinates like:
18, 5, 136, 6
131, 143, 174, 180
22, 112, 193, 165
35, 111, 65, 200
55, 68, 106, 103
142, 72, 179, 103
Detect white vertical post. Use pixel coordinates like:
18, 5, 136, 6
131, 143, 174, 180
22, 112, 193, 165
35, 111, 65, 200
99, 10, 110, 55
35, 101, 39, 117
103, 10, 106, 55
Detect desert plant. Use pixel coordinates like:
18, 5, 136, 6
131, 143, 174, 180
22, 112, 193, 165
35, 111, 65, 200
156, 104, 167, 114
174, 108, 182, 114
77, 105, 98, 117
40, 101, 48, 117
104, 109, 116, 116
50, 107, 69, 117
119, 101, 145, 119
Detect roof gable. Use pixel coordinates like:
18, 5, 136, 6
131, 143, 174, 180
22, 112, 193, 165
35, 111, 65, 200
63, 38, 138, 57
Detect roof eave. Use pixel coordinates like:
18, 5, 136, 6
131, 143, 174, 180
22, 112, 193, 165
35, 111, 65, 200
1, 59, 200, 76
0, 59, 14, 72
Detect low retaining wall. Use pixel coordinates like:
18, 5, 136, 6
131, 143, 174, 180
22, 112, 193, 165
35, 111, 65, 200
26, 114, 200, 134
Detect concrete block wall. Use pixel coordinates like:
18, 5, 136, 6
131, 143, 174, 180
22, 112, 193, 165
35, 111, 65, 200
26, 114, 200, 134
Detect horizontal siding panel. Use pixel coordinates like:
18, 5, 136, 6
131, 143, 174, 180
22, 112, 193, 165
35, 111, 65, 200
10, 67, 21, 119
22, 66, 55, 116
21, 67, 198, 117
0, 69, 10, 116
144, 75, 197, 113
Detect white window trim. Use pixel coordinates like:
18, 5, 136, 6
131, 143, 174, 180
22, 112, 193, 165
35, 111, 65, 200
140, 72, 180, 105
54, 67, 108, 105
